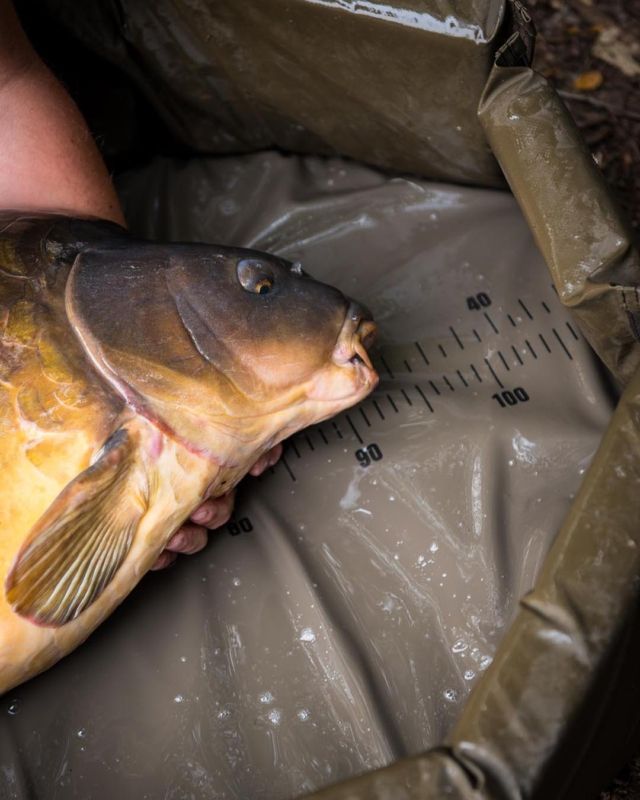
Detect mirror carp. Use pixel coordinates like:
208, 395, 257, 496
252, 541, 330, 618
0, 213, 378, 693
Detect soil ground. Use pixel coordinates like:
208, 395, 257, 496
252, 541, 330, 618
528, 3, 640, 796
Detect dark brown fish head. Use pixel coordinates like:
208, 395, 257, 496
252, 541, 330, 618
67, 238, 379, 459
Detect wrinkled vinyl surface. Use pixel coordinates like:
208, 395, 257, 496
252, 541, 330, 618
0, 154, 613, 799
40, 0, 505, 186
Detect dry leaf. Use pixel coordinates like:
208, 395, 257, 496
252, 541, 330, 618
573, 70, 604, 91
593, 26, 640, 78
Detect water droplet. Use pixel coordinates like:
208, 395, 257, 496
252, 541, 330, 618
77, 728, 86, 739
464, 669, 476, 680
174, 694, 185, 704
259, 691, 274, 705
508, 459, 515, 467
429, 542, 439, 553
179, 656, 187, 663
232, 577, 241, 587
7, 699, 19, 716
443, 689, 458, 702
297, 708, 310, 721
299, 627, 316, 643
479, 655, 493, 670
452, 640, 467, 654
268, 709, 282, 725
217, 708, 231, 720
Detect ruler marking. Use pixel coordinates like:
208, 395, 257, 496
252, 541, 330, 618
401, 388, 413, 406
525, 339, 538, 359
538, 333, 552, 353
305, 434, 315, 452
497, 350, 511, 371
359, 407, 372, 427
518, 298, 533, 320
438, 344, 447, 358
450, 326, 464, 350
484, 357, 504, 389
456, 369, 469, 387
541, 301, 551, 314
511, 345, 524, 366
470, 364, 483, 383
443, 375, 455, 392
332, 421, 344, 440
373, 400, 386, 420
387, 394, 399, 413
552, 328, 573, 360
429, 379, 441, 396
566, 321, 580, 341
346, 414, 364, 444
282, 454, 297, 482
403, 359, 413, 373
380, 355, 395, 379
507, 313, 517, 328
473, 328, 482, 343
414, 342, 430, 366
318, 429, 329, 445
484, 311, 499, 334
415, 384, 434, 412
291, 441, 301, 459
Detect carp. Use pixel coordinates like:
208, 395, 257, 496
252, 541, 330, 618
0, 213, 377, 693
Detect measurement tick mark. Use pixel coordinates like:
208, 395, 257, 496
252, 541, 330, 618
484, 357, 504, 389
507, 313, 517, 328
484, 311, 499, 334
525, 339, 538, 359
456, 369, 468, 387
443, 375, 455, 392
473, 329, 482, 343
346, 414, 363, 444
497, 350, 510, 371
282, 455, 296, 482
566, 322, 580, 341
332, 421, 344, 440
319, 429, 329, 445
541, 301, 551, 314
470, 364, 483, 383
429, 380, 441, 396
414, 342, 430, 366
380, 355, 395, 379
511, 345, 524, 366
359, 407, 371, 427
438, 344, 447, 358
401, 388, 413, 406
450, 326, 464, 350
291, 441, 301, 459
305, 434, 315, 452
415, 384, 434, 412
373, 400, 386, 420
518, 298, 534, 320
403, 359, 413, 373
387, 394, 399, 413
552, 328, 573, 360
538, 333, 552, 354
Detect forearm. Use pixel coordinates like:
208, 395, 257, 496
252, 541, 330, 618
0, 0, 124, 225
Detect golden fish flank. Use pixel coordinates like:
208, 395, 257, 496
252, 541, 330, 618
0, 212, 378, 693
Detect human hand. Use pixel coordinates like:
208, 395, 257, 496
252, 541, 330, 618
150, 443, 283, 570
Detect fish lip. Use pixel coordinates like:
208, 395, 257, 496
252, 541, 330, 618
332, 302, 378, 373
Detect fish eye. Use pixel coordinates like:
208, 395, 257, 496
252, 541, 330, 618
237, 258, 275, 296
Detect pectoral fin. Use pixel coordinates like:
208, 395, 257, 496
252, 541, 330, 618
6, 427, 148, 627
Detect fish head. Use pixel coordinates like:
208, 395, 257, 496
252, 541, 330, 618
67, 240, 378, 462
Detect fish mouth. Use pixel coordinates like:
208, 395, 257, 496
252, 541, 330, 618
332, 302, 378, 375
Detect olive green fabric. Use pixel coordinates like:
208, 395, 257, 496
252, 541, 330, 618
478, 6, 640, 387
41, 0, 505, 187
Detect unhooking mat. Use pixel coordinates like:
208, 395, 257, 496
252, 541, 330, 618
0, 152, 615, 800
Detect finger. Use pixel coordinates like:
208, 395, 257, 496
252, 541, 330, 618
150, 551, 178, 571
189, 491, 235, 529
165, 523, 209, 556
249, 443, 284, 476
